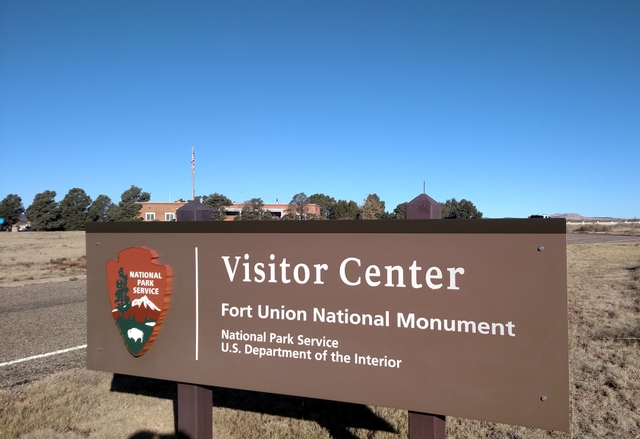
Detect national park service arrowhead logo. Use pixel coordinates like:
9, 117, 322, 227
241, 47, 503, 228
106, 247, 172, 357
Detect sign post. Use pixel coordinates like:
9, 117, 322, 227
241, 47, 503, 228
176, 200, 213, 439
409, 412, 445, 439
177, 382, 212, 439
406, 192, 445, 438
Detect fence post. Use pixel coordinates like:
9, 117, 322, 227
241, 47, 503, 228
177, 200, 213, 439
406, 193, 446, 439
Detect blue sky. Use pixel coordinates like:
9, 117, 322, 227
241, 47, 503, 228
1, 1, 638, 218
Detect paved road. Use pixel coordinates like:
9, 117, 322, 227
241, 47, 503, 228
0, 280, 86, 388
567, 234, 640, 245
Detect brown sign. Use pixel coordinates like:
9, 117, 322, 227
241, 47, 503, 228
86, 220, 569, 431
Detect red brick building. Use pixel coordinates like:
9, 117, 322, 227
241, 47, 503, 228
137, 201, 321, 221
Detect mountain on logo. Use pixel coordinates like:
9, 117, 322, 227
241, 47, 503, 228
116, 295, 163, 323
131, 295, 161, 311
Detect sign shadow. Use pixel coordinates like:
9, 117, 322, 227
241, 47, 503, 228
111, 374, 397, 439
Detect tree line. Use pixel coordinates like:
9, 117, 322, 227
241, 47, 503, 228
195, 192, 480, 222
0, 187, 482, 231
0, 185, 150, 231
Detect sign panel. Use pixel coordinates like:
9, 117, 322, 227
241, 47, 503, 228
86, 220, 569, 431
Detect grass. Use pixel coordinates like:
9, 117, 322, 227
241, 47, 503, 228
0, 370, 175, 439
567, 222, 640, 236
564, 244, 640, 438
0, 231, 86, 283
1, 237, 639, 438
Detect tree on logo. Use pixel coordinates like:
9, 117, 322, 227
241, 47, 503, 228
115, 267, 131, 317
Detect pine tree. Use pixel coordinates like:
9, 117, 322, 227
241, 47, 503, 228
59, 188, 92, 230
442, 198, 483, 219
87, 195, 114, 222
109, 185, 150, 222
332, 200, 359, 219
358, 194, 386, 220
0, 194, 25, 230
393, 202, 408, 220
308, 193, 336, 218
234, 198, 273, 221
200, 192, 232, 220
25, 190, 62, 230
114, 268, 131, 317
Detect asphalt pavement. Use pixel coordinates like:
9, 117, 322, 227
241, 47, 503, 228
0, 280, 87, 388
567, 234, 640, 245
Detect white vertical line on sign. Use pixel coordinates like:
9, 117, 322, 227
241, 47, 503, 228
195, 246, 199, 361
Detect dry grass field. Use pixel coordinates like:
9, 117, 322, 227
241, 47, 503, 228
566, 222, 640, 236
0, 231, 86, 284
1, 231, 639, 438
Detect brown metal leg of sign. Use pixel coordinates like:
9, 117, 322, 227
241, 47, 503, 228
406, 199, 446, 438
176, 204, 213, 438
177, 383, 212, 439
409, 411, 446, 439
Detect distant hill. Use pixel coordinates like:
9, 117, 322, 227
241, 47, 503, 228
552, 213, 620, 221
551, 213, 583, 220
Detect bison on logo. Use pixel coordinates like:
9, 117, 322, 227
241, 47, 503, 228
106, 247, 172, 357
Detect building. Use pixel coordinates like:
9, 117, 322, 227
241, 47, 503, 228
138, 202, 183, 221
137, 201, 321, 221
